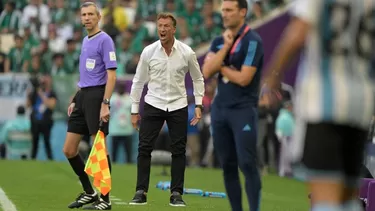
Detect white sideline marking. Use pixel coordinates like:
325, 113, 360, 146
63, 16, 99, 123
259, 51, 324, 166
75, 182, 128, 206
0, 187, 17, 211
114, 202, 128, 205
110, 196, 128, 205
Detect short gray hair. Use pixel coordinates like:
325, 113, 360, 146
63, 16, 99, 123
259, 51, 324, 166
80, 2, 100, 15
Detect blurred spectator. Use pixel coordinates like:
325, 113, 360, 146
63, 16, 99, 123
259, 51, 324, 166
125, 53, 140, 74
0, 143, 4, 159
128, 18, 149, 53
32, 39, 53, 73
72, 26, 84, 48
275, 101, 294, 177
0, 1, 22, 34
175, 0, 205, 13
262, 0, 286, 12
101, 0, 129, 32
21, 0, 51, 39
51, 53, 73, 75
258, 82, 294, 174
258, 92, 280, 175
201, 0, 222, 28
195, 15, 222, 46
28, 54, 47, 75
71, 8, 82, 28
12, 0, 28, 11
110, 85, 134, 164
46, 0, 56, 17
27, 75, 57, 160
55, 18, 74, 42
0, 105, 31, 159
248, 0, 263, 20
165, 0, 177, 16
4, 35, 30, 73
136, 0, 164, 21
23, 26, 40, 51
102, 13, 120, 42
48, 25, 66, 53
116, 37, 133, 76
179, 25, 193, 46
178, 0, 201, 36
0, 49, 6, 73
64, 39, 80, 73
51, 0, 65, 23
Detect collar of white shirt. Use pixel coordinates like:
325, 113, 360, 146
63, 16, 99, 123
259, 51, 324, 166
157, 37, 178, 51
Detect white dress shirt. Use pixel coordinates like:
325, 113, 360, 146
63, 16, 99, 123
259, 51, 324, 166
130, 39, 205, 113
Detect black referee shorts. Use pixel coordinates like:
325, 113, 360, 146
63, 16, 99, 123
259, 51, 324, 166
67, 85, 109, 136
301, 123, 367, 184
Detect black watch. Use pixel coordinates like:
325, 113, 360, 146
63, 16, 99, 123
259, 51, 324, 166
102, 99, 110, 105
195, 105, 204, 111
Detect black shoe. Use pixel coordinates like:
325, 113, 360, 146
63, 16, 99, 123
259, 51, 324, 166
169, 192, 186, 207
68, 192, 98, 209
129, 190, 147, 205
83, 199, 111, 210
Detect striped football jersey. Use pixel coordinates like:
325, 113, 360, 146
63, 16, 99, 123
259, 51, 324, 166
292, 0, 375, 129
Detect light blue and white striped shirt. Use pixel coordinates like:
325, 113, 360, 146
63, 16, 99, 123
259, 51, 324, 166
292, 0, 375, 129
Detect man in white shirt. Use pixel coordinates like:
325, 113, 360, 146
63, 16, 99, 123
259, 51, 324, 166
129, 12, 205, 207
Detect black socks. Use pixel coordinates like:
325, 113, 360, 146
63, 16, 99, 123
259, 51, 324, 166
68, 154, 95, 194
69, 154, 112, 202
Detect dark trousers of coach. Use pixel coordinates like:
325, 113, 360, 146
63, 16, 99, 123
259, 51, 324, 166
136, 103, 188, 194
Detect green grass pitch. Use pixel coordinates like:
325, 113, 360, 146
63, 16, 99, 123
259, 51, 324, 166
0, 160, 309, 211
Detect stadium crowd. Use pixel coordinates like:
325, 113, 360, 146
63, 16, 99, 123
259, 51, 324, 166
0, 0, 288, 75
0, 0, 290, 173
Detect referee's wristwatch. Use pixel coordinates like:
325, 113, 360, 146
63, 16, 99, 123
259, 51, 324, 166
102, 98, 110, 105
195, 105, 204, 112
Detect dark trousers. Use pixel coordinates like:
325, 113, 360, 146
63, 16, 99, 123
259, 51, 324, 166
0, 143, 5, 159
112, 135, 133, 163
136, 103, 188, 194
211, 105, 261, 211
31, 120, 53, 160
262, 130, 280, 167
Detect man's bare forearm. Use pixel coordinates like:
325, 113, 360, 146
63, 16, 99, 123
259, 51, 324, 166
103, 71, 116, 100
203, 46, 230, 79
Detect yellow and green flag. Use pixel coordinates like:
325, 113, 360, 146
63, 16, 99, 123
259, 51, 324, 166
84, 130, 111, 195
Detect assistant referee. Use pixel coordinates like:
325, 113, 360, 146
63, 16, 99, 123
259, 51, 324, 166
62, 2, 117, 210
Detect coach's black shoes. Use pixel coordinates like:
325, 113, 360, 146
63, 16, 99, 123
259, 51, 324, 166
169, 192, 186, 207
129, 190, 147, 205
68, 192, 98, 208
82, 199, 111, 210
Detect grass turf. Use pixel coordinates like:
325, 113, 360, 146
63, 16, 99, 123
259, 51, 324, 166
0, 160, 309, 211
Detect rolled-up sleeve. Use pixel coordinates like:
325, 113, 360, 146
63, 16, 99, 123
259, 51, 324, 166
130, 50, 149, 113
188, 50, 205, 105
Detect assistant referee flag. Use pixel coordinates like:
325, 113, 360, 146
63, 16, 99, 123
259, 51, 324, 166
84, 122, 111, 195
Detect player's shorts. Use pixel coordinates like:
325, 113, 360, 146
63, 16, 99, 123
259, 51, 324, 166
67, 85, 109, 136
295, 122, 368, 185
